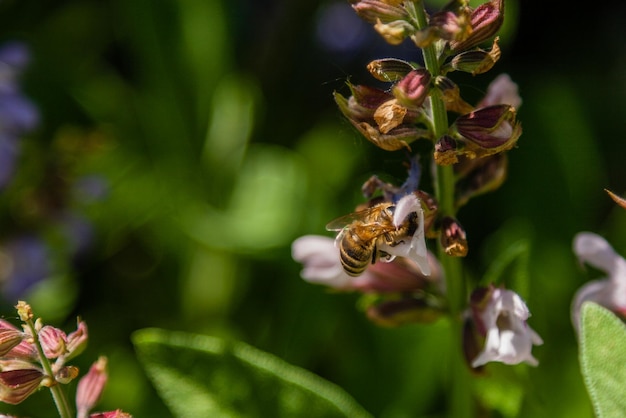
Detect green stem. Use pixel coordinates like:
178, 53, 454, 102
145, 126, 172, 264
408, 2, 472, 417
25, 319, 73, 418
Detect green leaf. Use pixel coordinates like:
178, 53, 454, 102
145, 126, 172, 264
132, 328, 373, 418
579, 302, 626, 418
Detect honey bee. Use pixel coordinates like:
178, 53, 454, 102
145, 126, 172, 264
326, 202, 419, 276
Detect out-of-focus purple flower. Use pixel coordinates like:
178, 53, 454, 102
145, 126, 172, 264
73, 175, 109, 203
571, 232, 626, 332
0, 236, 52, 300
0, 41, 38, 189
57, 211, 95, 257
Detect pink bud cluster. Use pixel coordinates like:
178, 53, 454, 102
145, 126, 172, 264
0, 301, 131, 417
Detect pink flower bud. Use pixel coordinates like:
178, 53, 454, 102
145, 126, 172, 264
76, 356, 108, 418
38, 325, 67, 359
393, 69, 431, 109
66, 320, 88, 360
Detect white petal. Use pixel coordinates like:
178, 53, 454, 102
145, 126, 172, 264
291, 235, 353, 288
571, 279, 610, 331
386, 194, 430, 276
392, 193, 421, 228
573, 232, 621, 274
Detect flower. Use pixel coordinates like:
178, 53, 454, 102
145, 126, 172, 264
76, 357, 108, 418
571, 232, 626, 331
291, 234, 441, 293
466, 286, 543, 368
292, 194, 438, 290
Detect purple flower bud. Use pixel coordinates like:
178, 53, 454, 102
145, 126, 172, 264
0, 362, 44, 405
453, 104, 521, 157
393, 69, 431, 109
449, 0, 504, 52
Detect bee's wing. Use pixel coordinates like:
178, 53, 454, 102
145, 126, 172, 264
325, 205, 392, 231
325, 210, 366, 231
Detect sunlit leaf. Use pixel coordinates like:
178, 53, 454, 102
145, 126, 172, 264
580, 302, 626, 418
132, 328, 373, 418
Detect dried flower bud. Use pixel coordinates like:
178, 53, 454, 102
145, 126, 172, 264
336, 90, 429, 150
434, 135, 461, 166
429, 9, 471, 42
374, 99, 407, 133
55, 365, 79, 384
15, 301, 32, 322
440, 216, 468, 257
449, 0, 504, 52
367, 297, 445, 327
76, 356, 108, 418
374, 19, 414, 45
393, 69, 431, 109
435, 76, 474, 114
351, 0, 408, 24
38, 325, 68, 359
0, 364, 44, 405
447, 37, 501, 75
453, 104, 521, 158
367, 58, 415, 82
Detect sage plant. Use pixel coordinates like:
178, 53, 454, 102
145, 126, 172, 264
292, 0, 541, 378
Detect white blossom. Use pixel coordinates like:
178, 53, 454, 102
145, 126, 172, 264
471, 287, 543, 368
380, 193, 430, 276
571, 232, 626, 331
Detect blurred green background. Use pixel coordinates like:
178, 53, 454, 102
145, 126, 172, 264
0, 0, 625, 416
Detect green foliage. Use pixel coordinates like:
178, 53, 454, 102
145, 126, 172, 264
132, 328, 372, 418
580, 302, 626, 418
